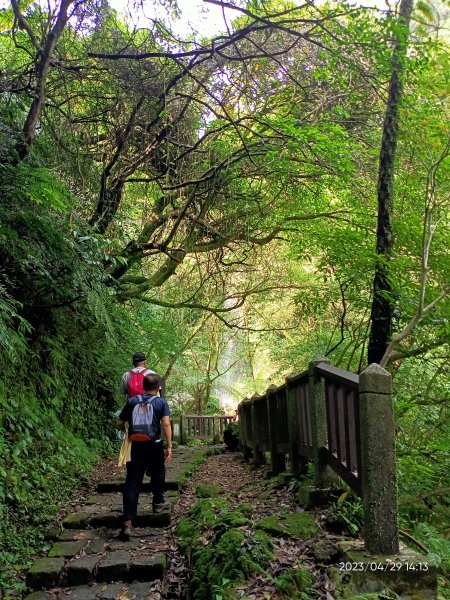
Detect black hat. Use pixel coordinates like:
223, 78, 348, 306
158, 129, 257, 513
132, 352, 146, 363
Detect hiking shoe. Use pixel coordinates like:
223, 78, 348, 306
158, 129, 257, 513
120, 521, 132, 540
153, 502, 170, 513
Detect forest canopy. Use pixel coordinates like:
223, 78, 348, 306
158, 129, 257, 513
0, 0, 449, 591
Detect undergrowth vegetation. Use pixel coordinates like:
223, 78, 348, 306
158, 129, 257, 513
0, 164, 139, 590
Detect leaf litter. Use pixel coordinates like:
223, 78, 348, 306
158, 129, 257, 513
159, 452, 339, 600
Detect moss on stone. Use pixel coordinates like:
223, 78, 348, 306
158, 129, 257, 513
176, 517, 199, 552
189, 498, 229, 527
188, 529, 274, 600
62, 511, 89, 528
196, 484, 222, 498
346, 595, 396, 600
236, 502, 253, 515
221, 511, 251, 529
255, 512, 319, 539
275, 567, 313, 598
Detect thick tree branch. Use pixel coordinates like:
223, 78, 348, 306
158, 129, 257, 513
15, 0, 74, 161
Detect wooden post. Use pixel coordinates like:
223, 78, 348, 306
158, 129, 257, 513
251, 395, 266, 465
239, 399, 252, 460
286, 374, 308, 479
171, 416, 181, 444
267, 385, 286, 474
213, 416, 221, 444
179, 414, 184, 445
309, 356, 331, 487
359, 363, 399, 554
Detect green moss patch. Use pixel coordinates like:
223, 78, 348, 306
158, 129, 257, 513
196, 484, 222, 498
275, 567, 313, 598
255, 512, 319, 539
189, 529, 274, 600
176, 517, 200, 552
235, 502, 253, 516
189, 498, 229, 526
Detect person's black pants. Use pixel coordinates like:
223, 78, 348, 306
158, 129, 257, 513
123, 440, 165, 523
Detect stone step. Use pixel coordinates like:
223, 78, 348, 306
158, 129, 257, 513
62, 492, 175, 529
27, 527, 167, 590
96, 445, 214, 494
97, 476, 180, 493
26, 580, 163, 600
24, 447, 216, 598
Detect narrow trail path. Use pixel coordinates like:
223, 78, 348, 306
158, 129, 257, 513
24, 447, 340, 600
169, 452, 336, 600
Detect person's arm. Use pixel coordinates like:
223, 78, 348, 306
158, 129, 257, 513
117, 402, 130, 432
161, 416, 172, 462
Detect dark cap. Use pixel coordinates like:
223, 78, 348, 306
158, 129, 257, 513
132, 352, 146, 363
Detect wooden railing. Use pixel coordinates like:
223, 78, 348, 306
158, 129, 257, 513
238, 358, 398, 555
317, 363, 362, 495
171, 415, 235, 444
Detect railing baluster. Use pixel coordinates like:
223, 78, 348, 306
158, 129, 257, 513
326, 381, 337, 456
304, 381, 312, 447
347, 390, 358, 476
299, 385, 306, 446
337, 385, 346, 465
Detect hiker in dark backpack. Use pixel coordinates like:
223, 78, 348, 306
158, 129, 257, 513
120, 352, 155, 400
117, 373, 172, 541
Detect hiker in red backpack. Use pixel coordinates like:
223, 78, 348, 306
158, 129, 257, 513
117, 373, 172, 541
120, 352, 155, 399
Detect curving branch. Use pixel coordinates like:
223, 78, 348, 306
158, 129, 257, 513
380, 134, 450, 368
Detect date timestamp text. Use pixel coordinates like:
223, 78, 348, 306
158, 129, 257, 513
339, 562, 429, 572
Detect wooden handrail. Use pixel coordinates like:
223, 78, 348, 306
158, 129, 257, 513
237, 359, 398, 555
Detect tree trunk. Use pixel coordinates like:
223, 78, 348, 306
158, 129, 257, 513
13, 0, 74, 162
367, 0, 414, 365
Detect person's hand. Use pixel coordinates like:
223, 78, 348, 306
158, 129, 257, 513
165, 447, 173, 462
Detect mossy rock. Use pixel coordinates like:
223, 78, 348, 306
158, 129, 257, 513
189, 529, 274, 600
235, 502, 253, 516
328, 568, 399, 599
220, 510, 251, 529
313, 539, 340, 563
189, 498, 229, 527
196, 484, 222, 498
275, 567, 313, 597
346, 595, 399, 600
190, 547, 215, 600
255, 512, 319, 539
176, 517, 199, 551
217, 529, 273, 579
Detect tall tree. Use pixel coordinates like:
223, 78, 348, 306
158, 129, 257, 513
368, 0, 414, 364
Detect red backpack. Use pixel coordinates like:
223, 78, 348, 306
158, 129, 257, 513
128, 369, 146, 398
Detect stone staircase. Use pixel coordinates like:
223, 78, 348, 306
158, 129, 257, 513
24, 446, 214, 600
